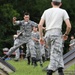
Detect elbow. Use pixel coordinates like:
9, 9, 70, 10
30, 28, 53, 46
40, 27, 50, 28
67, 22, 72, 30
69, 24, 71, 28
68, 24, 71, 30
38, 24, 42, 29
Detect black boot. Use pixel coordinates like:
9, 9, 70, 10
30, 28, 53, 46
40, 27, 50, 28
47, 70, 53, 75
27, 56, 30, 65
58, 67, 64, 75
31, 58, 33, 65
32, 57, 37, 67
42, 56, 45, 62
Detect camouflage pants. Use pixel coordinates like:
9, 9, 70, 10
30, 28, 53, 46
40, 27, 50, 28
26, 40, 36, 58
7, 37, 36, 58
26, 43, 42, 59
15, 47, 20, 59
14, 40, 20, 59
45, 29, 64, 71
40, 44, 45, 56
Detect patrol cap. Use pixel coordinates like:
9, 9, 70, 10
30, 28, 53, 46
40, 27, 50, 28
52, 0, 61, 2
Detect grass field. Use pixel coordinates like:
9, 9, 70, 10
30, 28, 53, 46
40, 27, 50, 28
7, 59, 49, 75
7, 59, 75, 75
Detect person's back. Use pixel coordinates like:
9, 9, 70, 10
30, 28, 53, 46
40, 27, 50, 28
44, 8, 69, 31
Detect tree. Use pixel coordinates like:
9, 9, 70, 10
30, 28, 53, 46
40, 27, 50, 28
0, 0, 75, 56
0, 4, 20, 56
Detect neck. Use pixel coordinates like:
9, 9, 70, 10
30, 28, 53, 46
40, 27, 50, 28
51, 2, 61, 8
53, 5, 60, 8
34, 31, 37, 32
24, 20, 29, 22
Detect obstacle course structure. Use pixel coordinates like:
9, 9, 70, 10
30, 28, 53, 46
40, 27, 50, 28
0, 58, 16, 75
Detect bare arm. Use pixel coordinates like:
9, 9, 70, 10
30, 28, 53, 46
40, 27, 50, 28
64, 19, 71, 35
42, 27, 46, 30
13, 17, 21, 25
38, 19, 45, 38
38, 19, 45, 44
63, 19, 71, 40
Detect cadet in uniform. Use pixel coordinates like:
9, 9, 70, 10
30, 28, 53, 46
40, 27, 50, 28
2, 12, 38, 66
38, 0, 71, 75
69, 35, 75, 50
31, 26, 43, 67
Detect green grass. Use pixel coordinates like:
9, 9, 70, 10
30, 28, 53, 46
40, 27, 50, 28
7, 59, 75, 75
7, 59, 49, 75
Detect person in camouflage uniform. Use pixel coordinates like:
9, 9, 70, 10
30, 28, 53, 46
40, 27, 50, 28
45, 45, 50, 60
13, 30, 20, 61
38, 0, 71, 75
69, 35, 75, 50
30, 26, 43, 67
2, 12, 38, 66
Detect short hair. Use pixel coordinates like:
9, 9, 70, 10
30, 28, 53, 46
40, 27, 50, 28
52, 1, 61, 6
24, 12, 30, 16
71, 35, 74, 37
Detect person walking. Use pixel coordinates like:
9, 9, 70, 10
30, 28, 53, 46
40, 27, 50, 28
38, 0, 71, 75
31, 26, 43, 67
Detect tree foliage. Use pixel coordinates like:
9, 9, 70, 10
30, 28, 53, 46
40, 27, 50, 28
0, 3, 20, 56
0, 0, 75, 56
